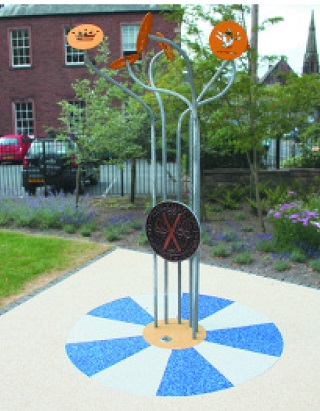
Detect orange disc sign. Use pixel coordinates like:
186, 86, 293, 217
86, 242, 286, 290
136, 12, 153, 54
156, 32, 174, 61
209, 21, 248, 60
109, 54, 140, 70
67, 24, 104, 50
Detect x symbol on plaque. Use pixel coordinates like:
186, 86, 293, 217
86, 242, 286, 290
163, 212, 181, 252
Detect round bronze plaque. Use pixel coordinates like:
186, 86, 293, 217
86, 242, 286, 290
146, 201, 200, 262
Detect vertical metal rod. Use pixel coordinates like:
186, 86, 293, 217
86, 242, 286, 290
153, 252, 158, 328
164, 260, 168, 323
189, 257, 193, 328
178, 262, 182, 324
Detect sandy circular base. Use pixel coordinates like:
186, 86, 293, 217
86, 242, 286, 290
143, 319, 206, 349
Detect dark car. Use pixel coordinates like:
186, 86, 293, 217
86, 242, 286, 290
0, 134, 32, 164
22, 138, 98, 195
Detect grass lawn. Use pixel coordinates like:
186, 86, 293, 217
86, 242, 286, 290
0, 230, 110, 307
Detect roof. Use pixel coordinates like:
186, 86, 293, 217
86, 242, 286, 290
0, 4, 167, 18
259, 58, 294, 84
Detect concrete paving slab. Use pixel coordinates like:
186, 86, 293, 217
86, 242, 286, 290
0, 248, 319, 410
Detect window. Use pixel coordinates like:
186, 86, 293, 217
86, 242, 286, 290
64, 27, 84, 65
122, 25, 140, 56
67, 100, 86, 135
14, 102, 34, 135
10, 29, 31, 68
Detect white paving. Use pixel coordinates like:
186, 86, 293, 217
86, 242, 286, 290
66, 315, 144, 344
196, 341, 280, 386
1, 248, 320, 411
200, 301, 271, 330
92, 345, 170, 396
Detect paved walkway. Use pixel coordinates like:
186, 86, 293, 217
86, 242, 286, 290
1, 248, 319, 410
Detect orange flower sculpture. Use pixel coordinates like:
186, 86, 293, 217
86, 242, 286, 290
156, 32, 174, 61
136, 12, 153, 54
109, 54, 140, 70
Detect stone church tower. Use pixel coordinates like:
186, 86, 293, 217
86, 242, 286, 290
303, 10, 319, 74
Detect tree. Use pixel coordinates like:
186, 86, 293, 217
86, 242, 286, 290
58, 41, 155, 203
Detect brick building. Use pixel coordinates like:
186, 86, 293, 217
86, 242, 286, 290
0, 4, 179, 138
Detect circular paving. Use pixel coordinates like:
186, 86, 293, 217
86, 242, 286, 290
65, 293, 284, 397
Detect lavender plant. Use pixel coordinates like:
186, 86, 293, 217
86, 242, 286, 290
0, 192, 98, 230
269, 201, 320, 253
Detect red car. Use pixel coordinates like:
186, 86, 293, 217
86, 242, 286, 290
0, 134, 32, 164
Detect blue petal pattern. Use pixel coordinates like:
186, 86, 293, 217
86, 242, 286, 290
66, 336, 150, 376
206, 323, 284, 356
65, 294, 284, 396
88, 297, 154, 325
157, 348, 233, 396
181, 293, 234, 320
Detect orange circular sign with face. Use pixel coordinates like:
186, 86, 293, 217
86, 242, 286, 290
209, 21, 248, 60
67, 24, 104, 50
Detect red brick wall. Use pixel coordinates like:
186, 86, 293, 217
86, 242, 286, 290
0, 12, 178, 137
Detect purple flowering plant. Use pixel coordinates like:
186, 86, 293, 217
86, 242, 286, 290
268, 200, 320, 253
0, 192, 99, 230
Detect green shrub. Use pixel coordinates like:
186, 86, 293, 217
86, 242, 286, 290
222, 229, 238, 242
79, 225, 92, 237
63, 224, 76, 234
274, 259, 291, 271
255, 237, 278, 253
234, 211, 247, 221
232, 241, 247, 252
105, 227, 121, 242
137, 232, 149, 246
289, 248, 307, 263
0, 212, 10, 226
309, 259, 320, 272
233, 252, 253, 265
269, 201, 320, 253
211, 243, 230, 258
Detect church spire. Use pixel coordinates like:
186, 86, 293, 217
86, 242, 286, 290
303, 10, 319, 74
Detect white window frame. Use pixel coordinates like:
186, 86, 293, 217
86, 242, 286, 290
64, 27, 85, 65
10, 28, 31, 68
14, 101, 34, 136
122, 24, 140, 56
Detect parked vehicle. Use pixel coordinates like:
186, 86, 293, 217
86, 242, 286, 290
0, 134, 32, 164
22, 138, 98, 195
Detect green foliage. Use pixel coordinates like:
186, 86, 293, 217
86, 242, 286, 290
233, 252, 253, 265
269, 201, 320, 253
289, 248, 307, 263
234, 211, 247, 221
137, 232, 149, 246
79, 225, 93, 237
63, 224, 77, 234
309, 258, 320, 273
105, 226, 122, 242
274, 259, 291, 271
208, 185, 248, 210
211, 243, 231, 258
255, 237, 278, 253
222, 229, 238, 242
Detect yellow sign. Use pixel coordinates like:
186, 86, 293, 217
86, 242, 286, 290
209, 21, 249, 60
67, 24, 104, 50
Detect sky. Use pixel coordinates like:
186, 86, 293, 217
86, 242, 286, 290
3, 1, 320, 76
257, 3, 320, 76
